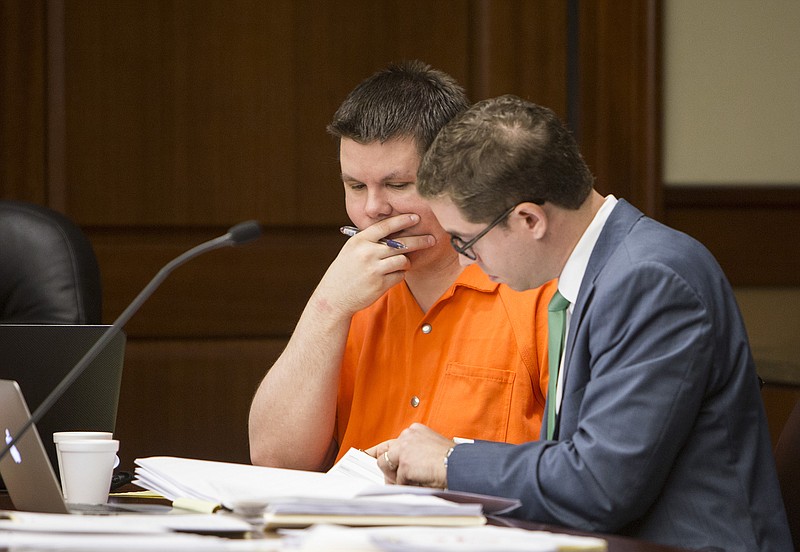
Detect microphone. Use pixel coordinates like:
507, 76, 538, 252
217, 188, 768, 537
1, 220, 262, 462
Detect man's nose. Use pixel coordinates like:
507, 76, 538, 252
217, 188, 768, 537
364, 190, 392, 218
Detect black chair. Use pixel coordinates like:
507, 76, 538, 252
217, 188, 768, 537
775, 398, 800, 551
0, 200, 102, 324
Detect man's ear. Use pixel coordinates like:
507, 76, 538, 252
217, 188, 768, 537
514, 202, 547, 239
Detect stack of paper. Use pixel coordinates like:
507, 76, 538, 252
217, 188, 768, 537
135, 456, 361, 505
133, 449, 520, 528
261, 497, 484, 528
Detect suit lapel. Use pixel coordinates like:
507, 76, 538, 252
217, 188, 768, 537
559, 200, 644, 397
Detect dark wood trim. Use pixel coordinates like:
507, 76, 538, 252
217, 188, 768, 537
115, 337, 288, 467
467, 0, 492, 101
642, 0, 662, 220
465, 0, 568, 112
566, 0, 580, 139
663, 186, 800, 287
90, 225, 342, 338
577, 0, 661, 219
0, 0, 47, 201
45, 0, 66, 212
665, 185, 800, 208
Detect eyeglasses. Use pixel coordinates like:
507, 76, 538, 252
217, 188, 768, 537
450, 200, 543, 260
449, 204, 517, 261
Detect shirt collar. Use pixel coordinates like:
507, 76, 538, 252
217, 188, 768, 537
558, 195, 618, 305
452, 264, 498, 293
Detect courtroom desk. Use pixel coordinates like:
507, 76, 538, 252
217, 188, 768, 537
0, 489, 691, 552
488, 516, 690, 552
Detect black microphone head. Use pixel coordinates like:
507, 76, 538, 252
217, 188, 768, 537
227, 220, 262, 245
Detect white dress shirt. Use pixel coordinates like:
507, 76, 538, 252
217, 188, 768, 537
554, 195, 618, 413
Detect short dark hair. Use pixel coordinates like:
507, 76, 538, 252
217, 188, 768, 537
417, 94, 594, 222
327, 60, 469, 156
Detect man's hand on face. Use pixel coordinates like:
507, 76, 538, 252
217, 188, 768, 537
315, 214, 435, 317
367, 423, 454, 489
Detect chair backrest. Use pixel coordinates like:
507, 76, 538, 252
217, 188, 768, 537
0, 201, 102, 324
775, 398, 800, 551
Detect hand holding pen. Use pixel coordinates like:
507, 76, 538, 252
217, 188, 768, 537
340, 226, 407, 249
338, 214, 435, 255
316, 214, 434, 316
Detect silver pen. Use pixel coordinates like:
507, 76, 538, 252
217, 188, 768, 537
339, 225, 407, 249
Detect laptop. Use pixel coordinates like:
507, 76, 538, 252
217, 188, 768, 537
0, 379, 71, 512
0, 324, 125, 485
0, 379, 169, 514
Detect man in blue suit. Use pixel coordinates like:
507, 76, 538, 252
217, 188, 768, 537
369, 95, 793, 551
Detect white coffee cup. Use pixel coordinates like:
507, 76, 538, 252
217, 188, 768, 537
56, 438, 120, 505
53, 432, 116, 502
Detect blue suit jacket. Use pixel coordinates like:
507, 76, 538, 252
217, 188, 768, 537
447, 200, 792, 551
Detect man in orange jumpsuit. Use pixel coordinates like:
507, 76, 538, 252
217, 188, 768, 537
249, 61, 555, 471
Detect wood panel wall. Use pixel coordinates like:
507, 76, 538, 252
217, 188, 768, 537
0, 0, 46, 202
3, 0, 795, 468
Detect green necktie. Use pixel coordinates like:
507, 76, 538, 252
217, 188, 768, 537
546, 290, 570, 440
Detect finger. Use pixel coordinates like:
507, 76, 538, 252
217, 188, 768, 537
379, 453, 398, 485
376, 451, 392, 474
363, 442, 386, 458
366, 438, 396, 459
341, 232, 421, 263
385, 234, 436, 253
377, 448, 396, 470
363, 447, 378, 458
395, 471, 414, 486
375, 447, 401, 483
394, 462, 424, 487
360, 214, 420, 243
378, 253, 411, 275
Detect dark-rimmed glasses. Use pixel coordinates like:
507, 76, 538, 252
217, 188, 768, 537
450, 200, 543, 260
449, 204, 516, 261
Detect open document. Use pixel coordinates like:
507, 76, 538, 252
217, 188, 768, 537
133, 448, 520, 528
